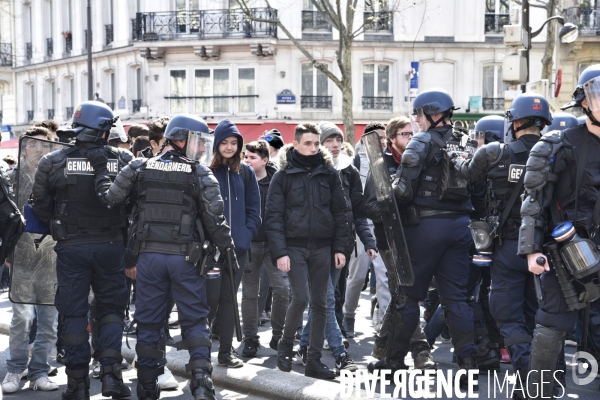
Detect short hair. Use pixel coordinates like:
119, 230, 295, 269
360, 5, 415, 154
364, 122, 385, 134
342, 142, 355, 157
24, 126, 53, 141
35, 120, 59, 132
132, 135, 151, 156
294, 123, 321, 142
386, 116, 411, 138
245, 140, 270, 160
128, 124, 149, 138
3, 154, 16, 166
148, 116, 170, 143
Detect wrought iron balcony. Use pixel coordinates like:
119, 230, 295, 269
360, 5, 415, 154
482, 97, 505, 111
47, 109, 55, 120
46, 38, 53, 57
564, 7, 600, 36
300, 96, 332, 110
0, 43, 12, 66
66, 107, 73, 119
362, 96, 393, 111
25, 42, 32, 60
363, 12, 393, 33
302, 11, 331, 31
27, 110, 33, 123
132, 99, 141, 113
105, 24, 114, 45
132, 8, 277, 41
106, 102, 115, 110
65, 35, 72, 53
484, 13, 510, 34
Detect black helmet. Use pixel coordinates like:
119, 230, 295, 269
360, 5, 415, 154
65, 101, 123, 143
411, 88, 458, 129
474, 115, 505, 143
562, 64, 600, 110
164, 114, 211, 162
545, 112, 578, 132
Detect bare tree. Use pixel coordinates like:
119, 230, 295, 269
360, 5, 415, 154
236, 0, 422, 144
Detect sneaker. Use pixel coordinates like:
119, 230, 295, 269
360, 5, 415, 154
2, 372, 21, 393
56, 349, 66, 364
295, 345, 308, 366
29, 376, 59, 391
158, 366, 178, 390
305, 359, 335, 380
413, 350, 437, 370
499, 347, 511, 363
218, 349, 244, 368
241, 337, 261, 358
343, 318, 355, 338
440, 332, 451, 342
92, 360, 101, 379
335, 352, 358, 373
371, 344, 386, 360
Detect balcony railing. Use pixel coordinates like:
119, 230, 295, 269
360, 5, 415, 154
65, 36, 72, 53
362, 96, 393, 111
482, 97, 505, 111
106, 102, 115, 110
105, 24, 114, 45
484, 13, 510, 34
301, 10, 331, 31
25, 42, 32, 60
300, 96, 332, 110
132, 99, 141, 113
47, 109, 55, 120
0, 43, 12, 66
66, 107, 73, 119
132, 8, 277, 41
363, 12, 393, 33
27, 110, 33, 123
46, 38, 53, 57
564, 7, 600, 36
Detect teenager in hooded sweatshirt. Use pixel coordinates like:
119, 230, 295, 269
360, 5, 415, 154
209, 119, 261, 368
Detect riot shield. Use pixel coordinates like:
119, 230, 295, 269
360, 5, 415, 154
9, 136, 70, 304
361, 131, 414, 286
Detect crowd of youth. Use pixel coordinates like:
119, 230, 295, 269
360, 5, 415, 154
1, 65, 600, 400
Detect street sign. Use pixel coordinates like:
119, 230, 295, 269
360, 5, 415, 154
469, 96, 482, 109
277, 89, 296, 104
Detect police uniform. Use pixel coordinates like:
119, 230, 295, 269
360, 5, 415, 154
31, 101, 132, 400
90, 115, 233, 400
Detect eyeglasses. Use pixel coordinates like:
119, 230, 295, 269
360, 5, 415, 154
391, 131, 413, 139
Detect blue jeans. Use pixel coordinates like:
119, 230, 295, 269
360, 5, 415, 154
7, 303, 58, 381
300, 263, 345, 359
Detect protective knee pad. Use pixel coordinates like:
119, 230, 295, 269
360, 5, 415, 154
528, 325, 566, 399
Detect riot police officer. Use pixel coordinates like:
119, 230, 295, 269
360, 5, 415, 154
384, 88, 478, 383
459, 93, 552, 397
31, 101, 132, 400
88, 114, 236, 400
544, 112, 578, 133
519, 64, 600, 398
472, 115, 505, 146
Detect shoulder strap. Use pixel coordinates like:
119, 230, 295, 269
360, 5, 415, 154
426, 129, 454, 166
497, 172, 524, 232
573, 133, 589, 224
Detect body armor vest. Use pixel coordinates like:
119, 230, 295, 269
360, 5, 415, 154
55, 147, 124, 238
135, 156, 199, 255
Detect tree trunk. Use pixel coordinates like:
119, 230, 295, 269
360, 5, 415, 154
541, 0, 557, 80
341, 39, 355, 144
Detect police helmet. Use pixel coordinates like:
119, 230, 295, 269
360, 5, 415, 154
473, 115, 505, 143
411, 88, 458, 116
545, 112, 578, 132
165, 114, 209, 141
67, 101, 124, 143
164, 114, 211, 162
505, 93, 552, 127
562, 64, 600, 110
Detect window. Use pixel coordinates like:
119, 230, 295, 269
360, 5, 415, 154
170, 70, 186, 114
194, 68, 230, 114
482, 64, 508, 110
301, 63, 328, 97
238, 68, 255, 113
363, 64, 389, 97
176, 0, 199, 34
485, 0, 510, 34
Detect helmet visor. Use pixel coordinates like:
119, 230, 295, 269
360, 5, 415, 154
410, 110, 427, 132
583, 77, 600, 112
186, 131, 213, 165
112, 118, 128, 142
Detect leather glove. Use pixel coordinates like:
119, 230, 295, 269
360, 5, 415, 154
86, 148, 108, 172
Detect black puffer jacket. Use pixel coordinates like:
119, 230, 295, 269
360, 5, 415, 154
265, 145, 350, 261
253, 161, 278, 243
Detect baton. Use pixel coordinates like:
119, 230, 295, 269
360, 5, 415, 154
534, 256, 545, 302
225, 247, 242, 342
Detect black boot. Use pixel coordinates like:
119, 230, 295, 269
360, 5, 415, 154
305, 359, 335, 379
62, 368, 90, 400
241, 336, 261, 358
457, 356, 479, 391
475, 335, 500, 371
190, 368, 216, 400
277, 340, 294, 372
100, 363, 131, 399
136, 380, 160, 400
528, 326, 565, 400
367, 357, 408, 374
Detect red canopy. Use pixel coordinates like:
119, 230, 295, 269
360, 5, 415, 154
1, 137, 20, 149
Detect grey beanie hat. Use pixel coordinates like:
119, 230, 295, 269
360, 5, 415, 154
318, 121, 344, 144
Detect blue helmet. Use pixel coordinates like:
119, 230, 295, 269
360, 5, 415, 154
165, 114, 209, 141
545, 112, 578, 132
412, 88, 457, 116
474, 115, 505, 143
505, 93, 552, 126
67, 101, 119, 143
562, 64, 600, 110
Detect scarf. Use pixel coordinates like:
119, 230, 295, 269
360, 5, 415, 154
288, 148, 323, 171
388, 145, 402, 165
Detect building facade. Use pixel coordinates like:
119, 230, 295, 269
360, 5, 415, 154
0, 0, 597, 137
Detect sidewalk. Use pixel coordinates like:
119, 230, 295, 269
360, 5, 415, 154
0, 289, 378, 400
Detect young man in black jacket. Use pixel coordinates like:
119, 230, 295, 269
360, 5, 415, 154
265, 123, 350, 379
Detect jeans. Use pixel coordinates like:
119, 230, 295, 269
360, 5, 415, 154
282, 246, 330, 361
373, 246, 389, 323
7, 303, 58, 381
257, 267, 270, 317
242, 241, 288, 339
344, 234, 370, 320
300, 261, 345, 358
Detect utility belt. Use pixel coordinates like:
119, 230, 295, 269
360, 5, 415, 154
543, 221, 600, 311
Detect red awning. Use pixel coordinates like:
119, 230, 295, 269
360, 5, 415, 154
1, 137, 20, 149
